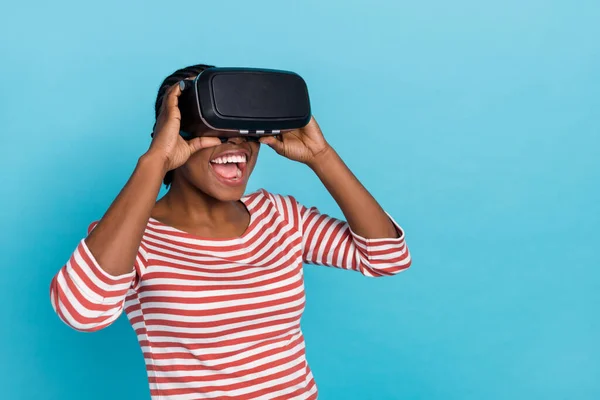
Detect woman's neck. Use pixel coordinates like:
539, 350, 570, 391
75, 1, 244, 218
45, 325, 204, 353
152, 181, 248, 237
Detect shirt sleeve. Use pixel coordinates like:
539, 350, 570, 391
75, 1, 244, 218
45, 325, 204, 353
49, 221, 148, 332
269, 193, 412, 277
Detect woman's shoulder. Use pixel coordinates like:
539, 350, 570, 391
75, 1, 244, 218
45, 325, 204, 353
244, 189, 306, 228
244, 188, 300, 207
243, 189, 308, 221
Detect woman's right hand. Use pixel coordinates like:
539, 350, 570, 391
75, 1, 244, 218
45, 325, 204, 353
147, 82, 221, 172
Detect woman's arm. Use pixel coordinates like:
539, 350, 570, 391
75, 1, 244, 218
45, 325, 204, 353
260, 117, 400, 240
260, 118, 411, 276
49, 155, 166, 331
50, 83, 221, 331
84, 153, 166, 275
267, 191, 410, 277
86, 83, 220, 276
306, 146, 398, 240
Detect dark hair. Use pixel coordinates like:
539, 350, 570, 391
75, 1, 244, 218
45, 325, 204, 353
153, 63, 215, 187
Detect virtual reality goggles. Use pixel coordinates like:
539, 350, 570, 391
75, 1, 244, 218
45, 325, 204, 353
178, 67, 311, 139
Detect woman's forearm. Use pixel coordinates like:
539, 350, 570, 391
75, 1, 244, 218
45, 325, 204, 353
84, 152, 167, 276
308, 147, 399, 239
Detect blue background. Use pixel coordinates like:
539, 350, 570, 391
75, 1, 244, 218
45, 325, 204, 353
1, 0, 599, 399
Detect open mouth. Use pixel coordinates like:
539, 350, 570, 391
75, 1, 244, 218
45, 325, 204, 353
209, 151, 249, 186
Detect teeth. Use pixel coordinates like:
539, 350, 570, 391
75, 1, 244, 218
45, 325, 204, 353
211, 154, 247, 164
236, 168, 242, 178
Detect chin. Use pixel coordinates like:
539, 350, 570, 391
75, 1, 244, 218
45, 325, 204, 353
205, 185, 248, 202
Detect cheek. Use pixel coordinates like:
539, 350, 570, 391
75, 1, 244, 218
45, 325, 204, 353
181, 153, 211, 183
248, 143, 261, 170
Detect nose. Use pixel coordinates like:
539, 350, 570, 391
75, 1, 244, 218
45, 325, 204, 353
219, 136, 258, 144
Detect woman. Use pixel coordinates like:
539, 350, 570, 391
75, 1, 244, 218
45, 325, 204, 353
50, 64, 412, 399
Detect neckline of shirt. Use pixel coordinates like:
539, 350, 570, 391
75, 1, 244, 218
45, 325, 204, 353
145, 192, 261, 244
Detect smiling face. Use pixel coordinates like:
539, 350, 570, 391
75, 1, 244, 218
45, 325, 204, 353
168, 74, 261, 201
173, 135, 260, 201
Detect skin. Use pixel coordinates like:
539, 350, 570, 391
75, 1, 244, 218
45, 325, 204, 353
85, 80, 398, 277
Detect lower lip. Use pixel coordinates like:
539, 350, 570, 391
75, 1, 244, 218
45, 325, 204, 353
209, 162, 248, 187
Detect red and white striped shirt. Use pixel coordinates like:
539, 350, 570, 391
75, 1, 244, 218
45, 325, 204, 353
50, 190, 411, 399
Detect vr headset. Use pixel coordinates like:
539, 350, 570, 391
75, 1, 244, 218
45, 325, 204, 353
178, 67, 311, 139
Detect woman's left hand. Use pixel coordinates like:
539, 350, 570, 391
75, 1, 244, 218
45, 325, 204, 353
259, 117, 332, 168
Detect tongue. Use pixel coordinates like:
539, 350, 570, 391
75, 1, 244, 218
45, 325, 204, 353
212, 163, 239, 179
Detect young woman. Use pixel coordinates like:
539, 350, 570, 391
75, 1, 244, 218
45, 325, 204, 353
50, 64, 412, 399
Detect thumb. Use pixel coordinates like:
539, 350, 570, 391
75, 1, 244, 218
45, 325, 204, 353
259, 136, 285, 154
188, 136, 222, 153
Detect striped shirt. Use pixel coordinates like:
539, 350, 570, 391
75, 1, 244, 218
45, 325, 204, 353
50, 189, 411, 399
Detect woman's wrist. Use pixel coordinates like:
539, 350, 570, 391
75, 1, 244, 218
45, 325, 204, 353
139, 150, 170, 176
307, 144, 337, 173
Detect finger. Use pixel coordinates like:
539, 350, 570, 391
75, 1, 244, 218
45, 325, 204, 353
157, 82, 181, 116
259, 136, 285, 154
164, 81, 183, 110
188, 136, 222, 153
167, 80, 183, 95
